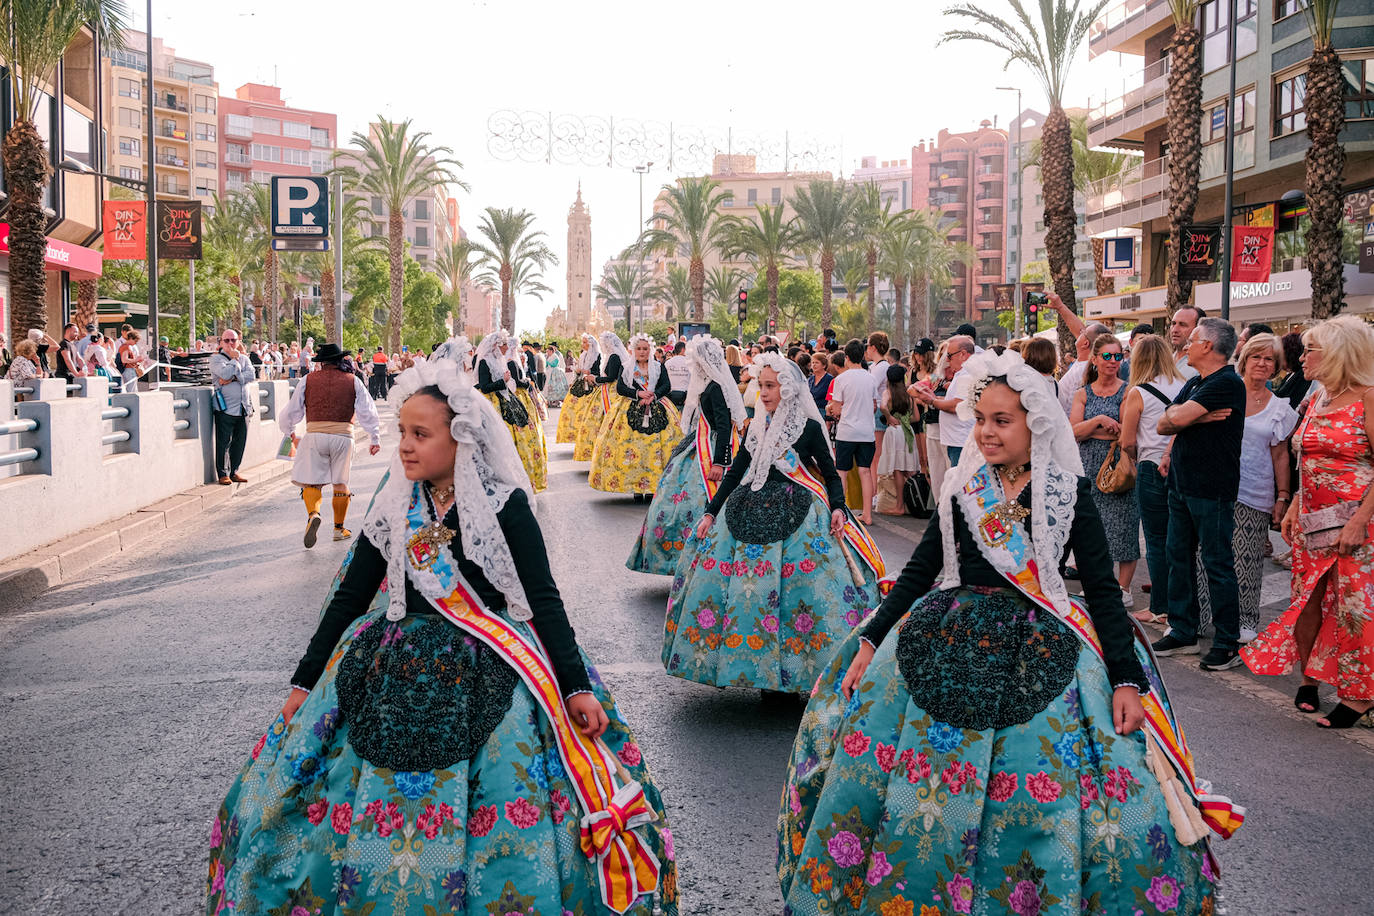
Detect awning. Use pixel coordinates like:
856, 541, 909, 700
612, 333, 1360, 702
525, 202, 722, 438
0, 223, 103, 280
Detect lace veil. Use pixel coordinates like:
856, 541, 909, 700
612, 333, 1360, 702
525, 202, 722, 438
680, 335, 747, 434
577, 334, 601, 373
739, 353, 823, 491
475, 329, 515, 388
621, 333, 662, 392
361, 353, 536, 623
937, 349, 1084, 617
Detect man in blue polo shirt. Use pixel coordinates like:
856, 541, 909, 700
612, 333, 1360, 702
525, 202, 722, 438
1151, 318, 1247, 670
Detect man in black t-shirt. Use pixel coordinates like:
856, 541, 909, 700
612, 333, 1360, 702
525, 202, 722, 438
1152, 318, 1247, 670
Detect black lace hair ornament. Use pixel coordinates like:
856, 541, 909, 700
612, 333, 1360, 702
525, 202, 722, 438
626, 398, 671, 435
896, 587, 1080, 731
336, 616, 519, 772
725, 477, 814, 545
497, 393, 531, 428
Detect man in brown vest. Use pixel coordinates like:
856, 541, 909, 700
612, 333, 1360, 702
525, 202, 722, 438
278, 344, 382, 547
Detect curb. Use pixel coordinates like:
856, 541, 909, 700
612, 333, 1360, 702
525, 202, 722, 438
0, 430, 369, 616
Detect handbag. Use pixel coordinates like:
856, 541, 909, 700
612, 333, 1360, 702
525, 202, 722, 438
903, 471, 935, 519
1095, 440, 1136, 494
1299, 500, 1361, 550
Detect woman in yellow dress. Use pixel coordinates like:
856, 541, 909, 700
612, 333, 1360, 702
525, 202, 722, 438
556, 333, 600, 446
474, 329, 547, 491
589, 333, 680, 502
574, 331, 619, 462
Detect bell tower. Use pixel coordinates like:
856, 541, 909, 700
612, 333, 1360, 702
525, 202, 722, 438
567, 184, 592, 330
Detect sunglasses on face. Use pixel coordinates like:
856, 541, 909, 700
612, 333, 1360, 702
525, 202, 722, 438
1099, 352, 1124, 361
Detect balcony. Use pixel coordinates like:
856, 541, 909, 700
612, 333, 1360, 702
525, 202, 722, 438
157, 179, 190, 196
152, 66, 214, 86
153, 94, 188, 113
975, 195, 1002, 209
225, 122, 253, 139
939, 175, 968, 189
1088, 0, 1172, 59
975, 273, 1003, 286
976, 244, 1002, 259
1085, 154, 1168, 236
157, 126, 189, 142
155, 153, 188, 169
1087, 56, 1169, 149
224, 150, 251, 167
940, 199, 965, 214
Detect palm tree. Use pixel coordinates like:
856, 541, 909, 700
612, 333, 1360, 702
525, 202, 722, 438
435, 237, 478, 333
473, 207, 557, 331
205, 191, 257, 328
1301, 0, 1347, 317
2, 2, 127, 339
942, 0, 1106, 357
239, 183, 280, 340
909, 211, 976, 340
704, 265, 749, 314
336, 117, 464, 351
1163, 0, 1204, 315
641, 177, 734, 321
790, 179, 860, 331
881, 226, 920, 347
647, 263, 693, 322
721, 203, 802, 329
593, 260, 652, 329
836, 248, 869, 308
855, 183, 896, 327
313, 194, 378, 343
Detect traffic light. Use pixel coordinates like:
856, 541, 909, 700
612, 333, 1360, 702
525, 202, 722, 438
737, 288, 748, 323
1024, 291, 1043, 333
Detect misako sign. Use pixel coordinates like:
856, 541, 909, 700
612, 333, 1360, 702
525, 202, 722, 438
102, 200, 147, 260
155, 200, 202, 260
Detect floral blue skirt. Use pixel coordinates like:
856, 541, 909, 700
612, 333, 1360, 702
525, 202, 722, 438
627, 435, 706, 576
778, 586, 1216, 915
206, 609, 679, 915
662, 481, 880, 694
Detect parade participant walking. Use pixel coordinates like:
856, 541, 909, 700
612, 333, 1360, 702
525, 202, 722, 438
542, 344, 569, 406
589, 333, 680, 501
475, 329, 547, 492
278, 344, 383, 548
210, 329, 254, 485
1245, 316, 1374, 728
369, 346, 389, 399
779, 350, 1239, 915
663, 354, 886, 696
557, 333, 600, 445
574, 331, 622, 462
627, 335, 744, 575
207, 358, 677, 916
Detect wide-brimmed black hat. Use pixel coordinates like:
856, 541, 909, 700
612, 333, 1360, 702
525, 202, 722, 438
314, 343, 351, 362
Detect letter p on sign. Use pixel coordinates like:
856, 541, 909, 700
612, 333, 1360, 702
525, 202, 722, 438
271, 176, 329, 237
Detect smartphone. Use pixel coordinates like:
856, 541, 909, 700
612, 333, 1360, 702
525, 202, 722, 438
402, 345, 408, 353
1027, 291, 1049, 306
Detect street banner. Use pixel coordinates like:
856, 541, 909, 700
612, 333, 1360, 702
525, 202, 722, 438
1230, 225, 1275, 284
1178, 225, 1220, 282
993, 283, 1015, 310
102, 200, 147, 260
155, 200, 202, 260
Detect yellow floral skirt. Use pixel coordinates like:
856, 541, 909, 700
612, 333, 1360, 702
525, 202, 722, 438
554, 387, 592, 444
573, 385, 611, 462
588, 395, 681, 495
483, 391, 547, 492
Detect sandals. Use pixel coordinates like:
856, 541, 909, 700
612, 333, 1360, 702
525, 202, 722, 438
1317, 702, 1374, 729
1294, 684, 1320, 713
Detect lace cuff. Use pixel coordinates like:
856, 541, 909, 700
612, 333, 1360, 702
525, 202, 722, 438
1110, 677, 1151, 696
289, 683, 311, 694
857, 635, 878, 652
563, 688, 595, 701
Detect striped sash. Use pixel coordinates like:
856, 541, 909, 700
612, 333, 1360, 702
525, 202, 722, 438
695, 413, 742, 501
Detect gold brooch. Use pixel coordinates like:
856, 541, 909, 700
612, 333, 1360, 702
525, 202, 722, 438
408, 520, 456, 570
978, 499, 1030, 548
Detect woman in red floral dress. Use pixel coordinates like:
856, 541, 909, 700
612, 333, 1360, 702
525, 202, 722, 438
1243, 316, 1374, 728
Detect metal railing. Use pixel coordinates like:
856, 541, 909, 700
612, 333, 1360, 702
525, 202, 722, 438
1088, 56, 1170, 135
0, 417, 39, 468
172, 398, 191, 432
1089, 0, 1166, 44
101, 431, 130, 446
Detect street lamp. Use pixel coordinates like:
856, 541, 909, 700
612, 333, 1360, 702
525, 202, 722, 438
632, 162, 653, 334
996, 86, 1023, 337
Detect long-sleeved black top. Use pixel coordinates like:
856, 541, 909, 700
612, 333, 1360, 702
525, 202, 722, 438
859, 476, 1149, 691
698, 382, 735, 466
475, 359, 530, 393
290, 488, 593, 697
705, 418, 844, 516
614, 359, 672, 400
595, 354, 623, 385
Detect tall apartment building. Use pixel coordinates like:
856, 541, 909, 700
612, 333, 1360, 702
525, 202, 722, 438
102, 32, 219, 205
910, 123, 1010, 326
218, 83, 336, 196
1084, 0, 1374, 328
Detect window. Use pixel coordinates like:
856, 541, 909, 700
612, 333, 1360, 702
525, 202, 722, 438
414, 226, 430, 247
226, 174, 247, 190
371, 197, 384, 216
1034, 247, 1046, 260
414, 199, 429, 220
747, 188, 757, 204
252, 143, 281, 162
1275, 0, 1307, 18
196, 123, 217, 143
311, 127, 331, 148
251, 170, 272, 184
310, 151, 329, 174
1201, 0, 1256, 73
195, 150, 216, 169
195, 177, 217, 196
195, 94, 216, 114
118, 108, 141, 128
118, 77, 141, 99
110, 48, 147, 72
771, 187, 781, 204
281, 147, 309, 166
1341, 54, 1374, 121
253, 116, 281, 135
119, 166, 141, 181
226, 114, 252, 137
1203, 87, 1257, 177
1274, 72, 1307, 136
118, 137, 141, 158
283, 121, 310, 139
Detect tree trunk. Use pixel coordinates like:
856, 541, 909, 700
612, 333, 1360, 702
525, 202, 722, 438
1305, 43, 1347, 319
387, 211, 405, 352
252, 287, 263, 335
819, 247, 835, 330
1091, 237, 1116, 295
74, 279, 98, 330
230, 275, 244, 330
893, 278, 907, 349
1040, 106, 1078, 361
866, 244, 878, 328
911, 272, 929, 341
3, 119, 52, 342
321, 262, 337, 343
690, 256, 705, 322
265, 248, 279, 342
1165, 21, 1203, 317
499, 261, 514, 331
767, 262, 780, 329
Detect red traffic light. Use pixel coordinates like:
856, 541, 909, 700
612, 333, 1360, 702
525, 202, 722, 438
738, 289, 748, 303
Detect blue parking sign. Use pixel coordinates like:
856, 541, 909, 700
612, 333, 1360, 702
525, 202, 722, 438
270, 176, 329, 237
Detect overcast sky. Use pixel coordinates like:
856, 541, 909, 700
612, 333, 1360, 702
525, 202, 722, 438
142, 0, 1137, 333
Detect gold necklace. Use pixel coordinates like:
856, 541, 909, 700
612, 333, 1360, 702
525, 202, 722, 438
428, 482, 455, 504
998, 463, 1029, 483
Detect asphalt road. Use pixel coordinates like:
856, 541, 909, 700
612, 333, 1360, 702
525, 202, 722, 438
2, 407, 1372, 915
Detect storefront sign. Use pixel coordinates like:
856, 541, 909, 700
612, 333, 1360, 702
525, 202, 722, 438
1230, 225, 1274, 284
1230, 279, 1293, 300
102, 200, 147, 260
155, 200, 201, 260
0, 223, 103, 279
1178, 225, 1220, 281
1360, 240, 1374, 274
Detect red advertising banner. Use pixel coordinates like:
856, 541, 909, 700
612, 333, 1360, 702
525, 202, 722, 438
102, 200, 147, 260
1230, 225, 1275, 284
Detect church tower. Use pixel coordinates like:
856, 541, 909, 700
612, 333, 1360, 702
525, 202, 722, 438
566, 185, 593, 330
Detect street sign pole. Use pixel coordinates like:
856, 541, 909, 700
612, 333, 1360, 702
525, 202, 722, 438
144, 0, 158, 389
332, 171, 344, 347
188, 259, 195, 350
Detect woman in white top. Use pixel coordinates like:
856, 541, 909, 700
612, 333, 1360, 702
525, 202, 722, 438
1196, 333, 1297, 642
1119, 335, 1187, 622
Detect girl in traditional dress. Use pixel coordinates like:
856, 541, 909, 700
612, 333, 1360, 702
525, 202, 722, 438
627, 335, 745, 575
557, 334, 601, 446
543, 345, 570, 406
475, 329, 547, 492
574, 332, 621, 462
588, 333, 681, 503
778, 350, 1241, 916
207, 356, 677, 916
663, 354, 887, 695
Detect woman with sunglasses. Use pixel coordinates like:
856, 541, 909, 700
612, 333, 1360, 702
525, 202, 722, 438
1071, 333, 1141, 606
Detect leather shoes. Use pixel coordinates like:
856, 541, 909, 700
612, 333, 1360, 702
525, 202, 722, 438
217, 476, 232, 485
230, 473, 248, 483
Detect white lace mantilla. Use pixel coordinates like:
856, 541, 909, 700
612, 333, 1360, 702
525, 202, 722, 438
680, 336, 747, 435
739, 353, 823, 492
